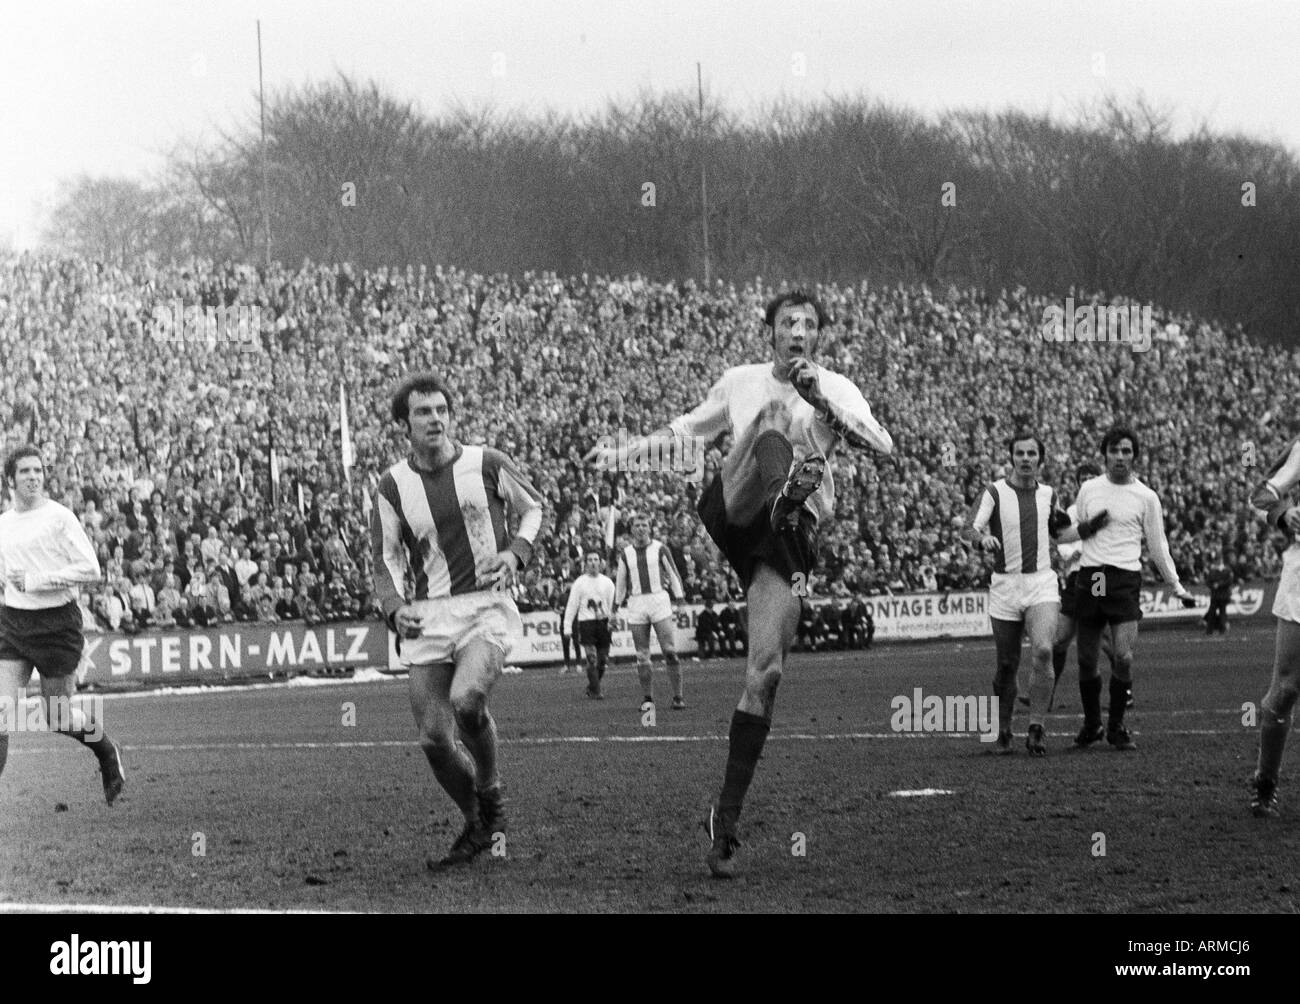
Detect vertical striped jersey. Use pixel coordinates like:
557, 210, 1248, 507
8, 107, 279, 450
968, 479, 1060, 574
369, 444, 544, 618
615, 540, 685, 603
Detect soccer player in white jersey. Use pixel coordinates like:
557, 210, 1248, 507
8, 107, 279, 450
1071, 425, 1194, 751
1048, 463, 1116, 711
588, 290, 892, 877
565, 551, 616, 700
1246, 436, 1300, 816
964, 432, 1073, 755
0, 446, 125, 804
615, 515, 686, 710
370, 373, 544, 871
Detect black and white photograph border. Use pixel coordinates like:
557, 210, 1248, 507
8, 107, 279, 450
0, 0, 1295, 953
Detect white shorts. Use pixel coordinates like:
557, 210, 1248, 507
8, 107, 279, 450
624, 592, 673, 626
399, 591, 522, 666
988, 569, 1061, 622
1273, 547, 1300, 624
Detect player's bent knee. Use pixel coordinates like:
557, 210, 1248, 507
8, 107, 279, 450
452, 697, 489, 734
1265, 687, 1299, 720
418, 728, 458, 761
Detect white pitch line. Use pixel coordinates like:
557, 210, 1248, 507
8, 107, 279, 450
2, 728, 1256, 755
0, 903, 359, 915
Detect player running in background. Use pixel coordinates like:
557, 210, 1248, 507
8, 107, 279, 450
963, 432, 1072, 756
589, 289, 892, 877
1048, 462, 1116, 711
1247, 436, 1300, 816
614, 515, 687, 711
1071, 425, 1195, 752
564, 551, 615, 699
370, 373, 543, 871
0, 446, 125, 804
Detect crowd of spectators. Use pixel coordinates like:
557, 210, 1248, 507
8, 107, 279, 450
2, 253, 1295, 635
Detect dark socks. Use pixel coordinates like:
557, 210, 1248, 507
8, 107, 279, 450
1107, 676, 1129, 729
1080, 676, 1102, 726
717, 710, 771, 828
67, 731, 113, 762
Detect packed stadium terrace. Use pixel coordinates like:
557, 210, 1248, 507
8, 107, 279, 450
0, 254, 1294, 632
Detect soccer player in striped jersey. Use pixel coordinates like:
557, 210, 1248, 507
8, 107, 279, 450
1247, 436, 1300, 816
370, 373, 544, 871
0, 446, 125, 804
1071, 425, 1195, 752
963, 432, 1073, 755
588, 290, 892, 877
614, 515, 686, 710
564, 552, 616, 700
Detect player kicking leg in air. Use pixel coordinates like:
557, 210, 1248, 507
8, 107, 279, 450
615, 516, 687, 711
1070, 426, 1195, 752
962, 432, 1072, 756
370, 374, 543, 871
0, 446, 124, 804
1247, 436, 1300, 816
589, 290, 892, 876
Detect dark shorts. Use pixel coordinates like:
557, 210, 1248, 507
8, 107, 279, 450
577, 620, 612, 649
698, 475, 817, 593
1073, 566, 1143, 625
1059, 570, 1079, 618
0, 602, 85, 678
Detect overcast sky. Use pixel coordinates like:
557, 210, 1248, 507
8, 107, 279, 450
2, 0, 1296, 248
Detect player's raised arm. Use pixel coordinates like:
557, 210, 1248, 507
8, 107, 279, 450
801, 368, 892, 455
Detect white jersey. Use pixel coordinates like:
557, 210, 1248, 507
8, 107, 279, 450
1256, 437, 1300, 554
0, 499, 102, 609
1075, 475, 1180, 588
564, 573, 616, 635
669, 362, 891, 526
